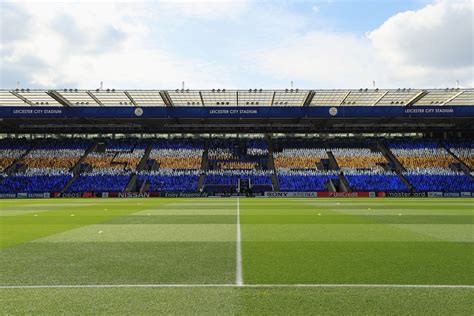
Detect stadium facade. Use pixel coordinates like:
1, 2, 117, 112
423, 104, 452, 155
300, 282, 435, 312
0, 88, 473, 198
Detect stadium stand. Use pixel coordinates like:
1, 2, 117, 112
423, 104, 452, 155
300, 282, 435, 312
387, 139, 473, 192
135, 139, 204, 193
203, 139, 271, 193
67, 139, 145, 193
0, 136, 473, 194
0, 88, 472, 196
446, 140, 474, 169
330, 144, 408, 192
0, 138, 31, 172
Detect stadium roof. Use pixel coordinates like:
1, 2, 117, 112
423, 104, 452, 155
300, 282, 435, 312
1, 88, 473, 107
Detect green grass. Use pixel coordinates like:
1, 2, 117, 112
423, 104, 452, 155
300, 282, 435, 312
0, 197, 473, 314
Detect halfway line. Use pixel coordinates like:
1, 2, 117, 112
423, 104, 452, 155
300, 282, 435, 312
236, 197, 244, 286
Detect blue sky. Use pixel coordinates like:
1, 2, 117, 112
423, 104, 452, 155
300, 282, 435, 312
0, 0, 472, 89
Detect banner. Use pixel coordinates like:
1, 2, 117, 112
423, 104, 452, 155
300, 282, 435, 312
53, 192, 83, 198
443, 192, 460, 197
117, 192, 150, 198
317, 192, 374, 198
264, 192, 317, 197
383, 192, 427, 197
0, 193, 16, 198
1, 105, 473, 119
162, 192, 206, 198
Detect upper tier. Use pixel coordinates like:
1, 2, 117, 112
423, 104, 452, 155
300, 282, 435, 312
1, 88, 473, 107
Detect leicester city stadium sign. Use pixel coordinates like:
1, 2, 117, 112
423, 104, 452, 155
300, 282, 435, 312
1, 105, 473, 119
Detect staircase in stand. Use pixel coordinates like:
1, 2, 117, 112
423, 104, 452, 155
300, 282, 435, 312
4, 147, 34, 175
377, 140, 414, 191
442, 142, 474, 180
61, 141, 99, 194
125, 173, 138, 192
337, 173, 352, 192
137, 143, 153, 171
139, 180, 150, 194
326, 150, 351, 192
71, 141, 98, 173
198, 140, 209, 191
267, 136, 280, 191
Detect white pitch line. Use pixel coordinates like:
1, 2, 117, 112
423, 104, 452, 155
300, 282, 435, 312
0, 284, 472, 289
236, 197, 244, 286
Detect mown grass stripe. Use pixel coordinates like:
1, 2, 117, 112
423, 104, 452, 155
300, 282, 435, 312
1, 284, 472, 289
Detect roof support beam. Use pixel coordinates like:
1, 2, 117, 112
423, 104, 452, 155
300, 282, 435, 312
339, 91, 351, 105
270, 91, 276, 106
10, 91, 33, 106
124, 91, 138, 106
47, 90, 73, 107
199, 91, 205, 107
372, 90, 389, 106
303, 90, 315, 107
442, 90, 465, 105
86, 91, 103, 106
406, 90, 427, 106
159, 91, 174, 107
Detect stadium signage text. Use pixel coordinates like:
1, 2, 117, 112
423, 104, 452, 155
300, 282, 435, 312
2, 105, 473, 119
383, 192, 427, 197
0, 191, 472, 199
404, 108, 454, 114
117, 192, 150, 198
209, 109, 258, 115
264, 192, 317, 197
12, 109, 63, 114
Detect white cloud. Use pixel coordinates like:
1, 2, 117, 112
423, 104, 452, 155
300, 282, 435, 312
1, 0, 472, 90
368, 0, 473, 87
0, 1, 239, 89
156, 0, 250, 21
252, 32, 376, 88
251, 0, 473, 88
311, 5, 320, 13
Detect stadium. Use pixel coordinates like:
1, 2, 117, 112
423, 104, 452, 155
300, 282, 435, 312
2, 0, 474, 314
0, 87, 473, 314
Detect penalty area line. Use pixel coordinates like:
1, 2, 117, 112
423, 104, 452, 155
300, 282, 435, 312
0, 284, 473, 289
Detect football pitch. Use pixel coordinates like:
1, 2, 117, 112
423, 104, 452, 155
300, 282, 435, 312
1, 197, 473, 314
